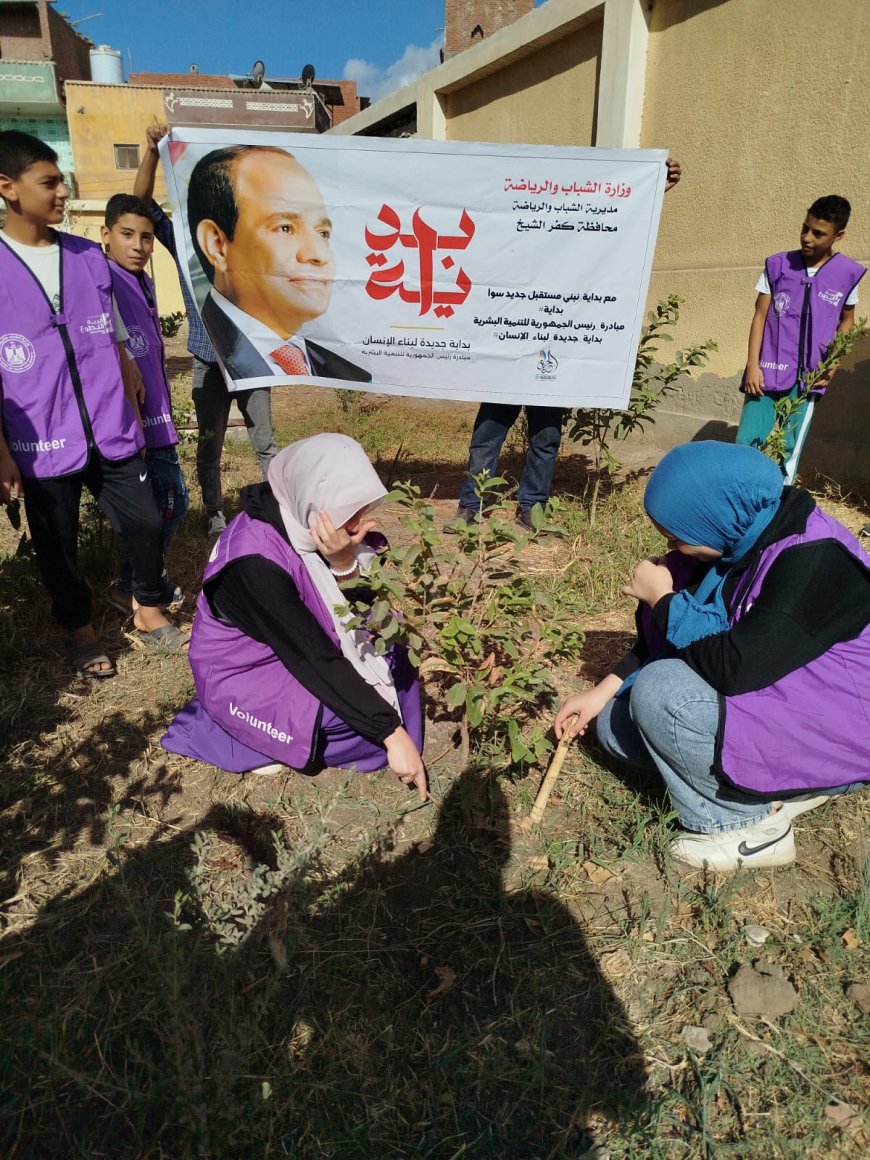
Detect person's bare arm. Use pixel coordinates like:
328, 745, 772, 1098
837, 304, 856, 335
744, 292, 771, 397
813, 304, 857, 390
0, 427, 23, 503
117, 343, 144, 425
133, 122, 167, 202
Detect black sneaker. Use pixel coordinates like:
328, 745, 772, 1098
516, 507, 535, 530
442, 506, 479, 533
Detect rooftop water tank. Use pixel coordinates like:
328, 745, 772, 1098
89, 45, 124, 85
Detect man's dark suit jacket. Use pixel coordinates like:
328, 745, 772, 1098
201, 293, 372, 384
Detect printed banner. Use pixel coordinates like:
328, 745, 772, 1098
160, 129, 667, 408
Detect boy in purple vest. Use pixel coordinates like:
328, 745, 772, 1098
0, 131, 188, 676
102, 193, 189, 612
737, 195, 865, 483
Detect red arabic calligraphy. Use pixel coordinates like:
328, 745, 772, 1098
364, 205, 475, 318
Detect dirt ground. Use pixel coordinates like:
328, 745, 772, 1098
1, 342, 869, 1157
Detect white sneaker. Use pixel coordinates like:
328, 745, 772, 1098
775, 793, 834, 822
670, 812, 795, 872
207, 512, 227, 537
248, 763, 286, 776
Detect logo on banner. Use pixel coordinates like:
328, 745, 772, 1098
125, 326, 149, 358
773, 292, 790, 316
535, 349, 559, 380
0, 334, 36, 373
364, 204, 476, 319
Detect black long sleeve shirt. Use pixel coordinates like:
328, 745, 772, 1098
641, 489, 869, 695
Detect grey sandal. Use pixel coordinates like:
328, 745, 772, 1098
127, 623, 191, 651
72, 641, 116, 679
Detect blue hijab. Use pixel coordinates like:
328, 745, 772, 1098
644, 442, 785, 647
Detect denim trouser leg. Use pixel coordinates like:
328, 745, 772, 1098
517, 406, 564, 511
458, 403, 521, 511
191, 357, 231, 516
596, 694, 658, 771
626, 660, 773, 833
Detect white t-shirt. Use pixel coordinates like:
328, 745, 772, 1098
756, 262, 859, 306
0, 231, 128, 339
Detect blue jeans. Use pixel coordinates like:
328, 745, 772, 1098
735, 386, 815, 484
597, 660, 774, 833
597, 660, 853, 831
458, 404, 564, 513
118, 447, 189, 593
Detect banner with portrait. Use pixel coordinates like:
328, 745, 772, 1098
159, 129, 667, 408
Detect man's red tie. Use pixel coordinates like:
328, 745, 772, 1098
270, 344, 310, 375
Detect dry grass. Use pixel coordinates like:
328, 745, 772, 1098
1, 361, 869, 1158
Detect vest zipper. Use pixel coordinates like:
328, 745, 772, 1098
796, 280, 811, 385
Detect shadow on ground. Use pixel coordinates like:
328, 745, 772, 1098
0, 771, 648, 1158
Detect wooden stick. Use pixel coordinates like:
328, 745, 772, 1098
528, 716, 578, 825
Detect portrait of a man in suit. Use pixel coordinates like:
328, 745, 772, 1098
187, 144, 371, 384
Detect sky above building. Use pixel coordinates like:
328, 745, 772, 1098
59, 0, 446, 101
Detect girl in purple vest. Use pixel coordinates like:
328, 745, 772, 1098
0, 130, 188, 677
162, 433, 427, 799
555, 442, 869, 873
102, 193, 189, 613
737, 195, 865, 483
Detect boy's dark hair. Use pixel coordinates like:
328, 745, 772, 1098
187, 144, 292, 283
105, 192, 154, 229
0, 130, 58, 180
807, 195, 851, 231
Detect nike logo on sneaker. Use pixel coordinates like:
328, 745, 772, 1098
139, 471, 148, 482
737, 826, 791, 858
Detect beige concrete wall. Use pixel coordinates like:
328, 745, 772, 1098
65, 82, 184, 314
332, 0, 870, 486
66, 81, 169, 204
641, 0, 870, 486
446, 19, 602, 145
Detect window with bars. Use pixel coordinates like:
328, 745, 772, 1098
113, 144, 140, 170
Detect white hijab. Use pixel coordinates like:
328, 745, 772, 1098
267, 433, 400, 714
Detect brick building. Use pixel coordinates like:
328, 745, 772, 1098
0, 0, 94, 181
443, 0, 533, 59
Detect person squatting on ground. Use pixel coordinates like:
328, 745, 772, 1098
135, 123, 278, 538
102, 193, 189, 613
0, 130, 186, 677
554, 441, 870, 873
450, 157, 683, 531
736, 195, 865, 483
161, 433, 427, 799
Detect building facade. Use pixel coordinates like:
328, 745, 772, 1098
0, 0, 93, 183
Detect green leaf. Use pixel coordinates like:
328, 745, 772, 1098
445, 682, 467, 708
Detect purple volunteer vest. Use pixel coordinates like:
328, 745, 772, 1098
716, 507, 870, 794
189, 513, 342, 768
0, 232, 143, 477
110, 262, 178, 449
747, 250, 865, 395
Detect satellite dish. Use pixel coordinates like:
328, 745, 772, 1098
301, 63, 315, 89
252, 60, 265, 88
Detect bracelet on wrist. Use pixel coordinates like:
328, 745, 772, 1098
330, 561, 359, 580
